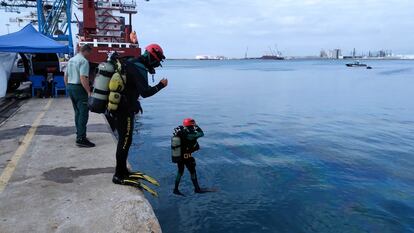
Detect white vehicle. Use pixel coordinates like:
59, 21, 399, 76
0, 53, 17, 97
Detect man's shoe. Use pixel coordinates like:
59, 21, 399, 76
76, 138, 95, 148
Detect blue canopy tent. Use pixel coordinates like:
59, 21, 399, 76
0, 24, 69, 54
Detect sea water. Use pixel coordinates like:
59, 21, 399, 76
130, 59, 414, 233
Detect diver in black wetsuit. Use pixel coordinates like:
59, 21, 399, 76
111, 44, 167, 192
172, 118, 210, 196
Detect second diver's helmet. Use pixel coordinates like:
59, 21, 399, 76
183, 118, 196, 127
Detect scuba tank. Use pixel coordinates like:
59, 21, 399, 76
88, 62, 115, 113
107, 60, 126, 112
171, 136, 181, 163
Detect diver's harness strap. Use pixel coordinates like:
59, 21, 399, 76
99, 69, 114, 77
94, 88, 110, 95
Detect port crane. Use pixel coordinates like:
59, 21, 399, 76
0, 0, 74, 53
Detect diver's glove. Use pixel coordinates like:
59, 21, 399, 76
184, 125, 204, 140
157, 80, 166, 88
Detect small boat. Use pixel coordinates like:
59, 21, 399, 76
346, 61, 372, 69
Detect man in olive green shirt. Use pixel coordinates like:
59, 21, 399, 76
64, 44, 95, 147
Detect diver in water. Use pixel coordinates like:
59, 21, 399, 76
171, 118, 212, 196
110, 44, 168, 196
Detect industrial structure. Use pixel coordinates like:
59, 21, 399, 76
320, 48, 342, 59
0, 0, 144, 63
77, 0, 141, 63
0, 0, 73, 52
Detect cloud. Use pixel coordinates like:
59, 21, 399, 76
183, 23, 203, 29
277, 16, 304, 26
89, 0, 414, 57
1, 0, 413, 57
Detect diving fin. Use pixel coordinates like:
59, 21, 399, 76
129, 171, 150, 177
122, 178, 140, 186
123, 179, 159, 197
113, 176, 159, 197
129, 173, 160, 186
173, 189, 186, 196
129, 171, 145, 175
139, 183, 159, 197
195, 187, 219, 194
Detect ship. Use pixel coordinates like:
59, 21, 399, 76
77, 0, 142, 63
260, 55, 284, 60
260, 45, 284, 60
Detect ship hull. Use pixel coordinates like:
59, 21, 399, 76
261, 56, 284, 60
78, 44, 141, 64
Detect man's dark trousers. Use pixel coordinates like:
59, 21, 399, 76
67, 84, 89, 140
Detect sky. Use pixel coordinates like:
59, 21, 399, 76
1, 0, 414, 58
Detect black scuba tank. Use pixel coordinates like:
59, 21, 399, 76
88, 62, 115, 113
